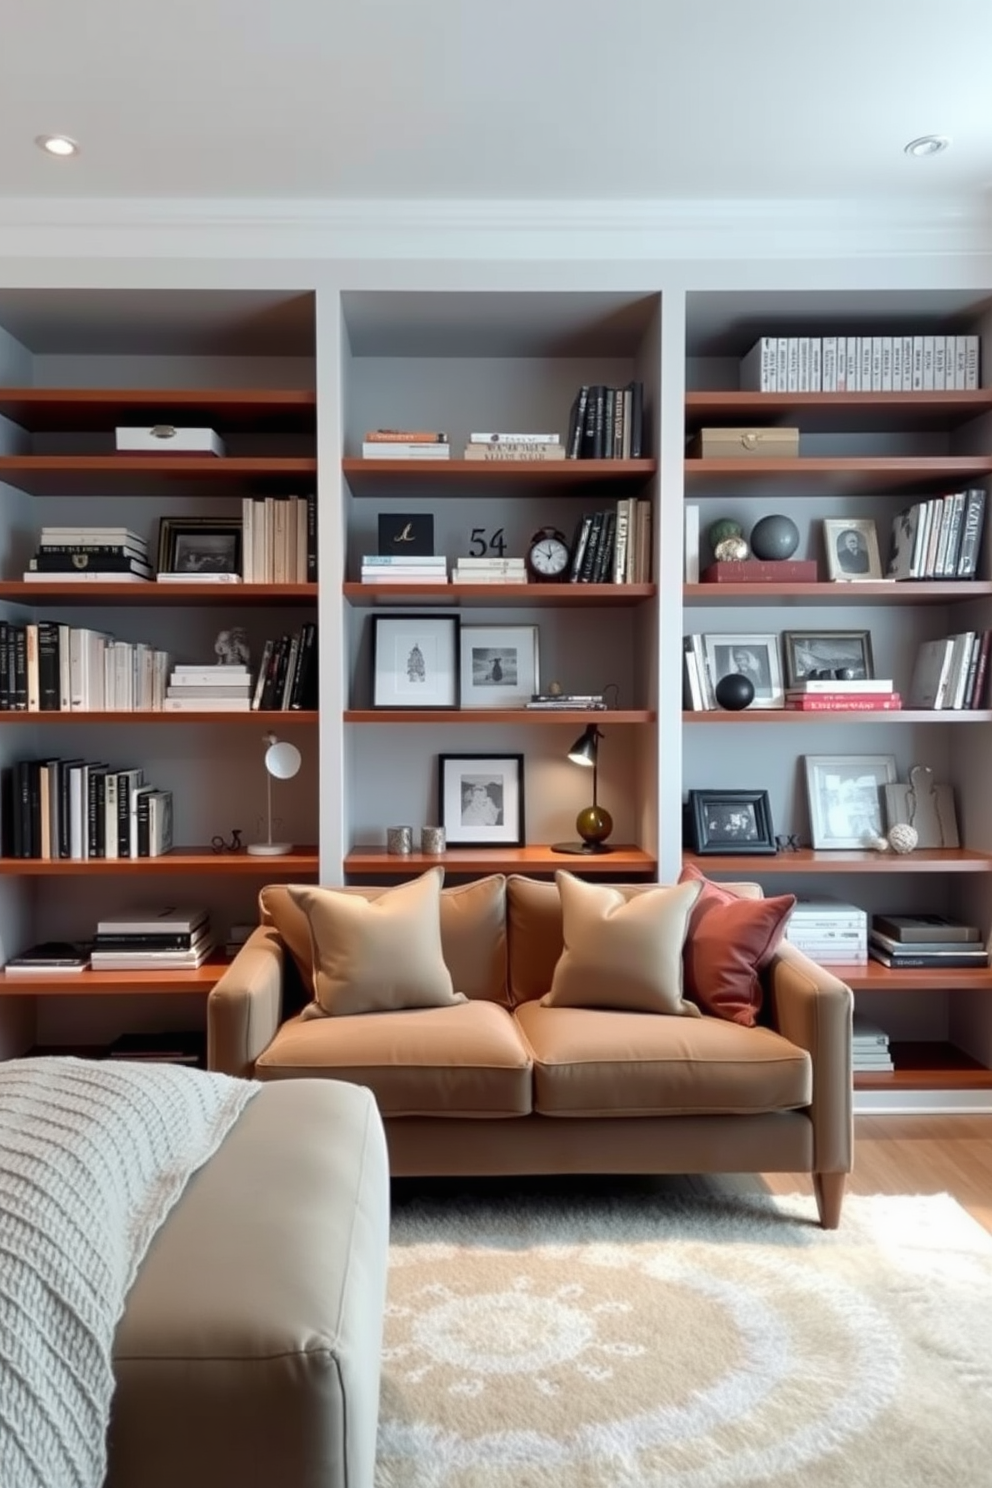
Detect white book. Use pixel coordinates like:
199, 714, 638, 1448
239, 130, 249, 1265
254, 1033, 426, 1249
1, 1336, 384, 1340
891, 336, 904, 391
964, 334, 980, 389
933, 336, 946, 390
361, 443, 450, 459
162, 697, 251, 711
452, 557, 525, 569
911, 337, 925, 390
834, 336, 847, 392
168, 671, 250, 686
787, 338, 799, 392
787, 678, 894, 694
845, 337, 860, 391
871, 337, 883, 391
683, 503, 700, 583
360, 574, 450, 584
155, 572, 242, 583
361, 554, 447, 567
809, 337, 822, 391
21, 572, 151, 583
907, 637, 955, 708
945, 334, 956, 392
242, 496, 255, 584
739, 338, 777, 392
881, 337, 893, 392
861, 338, 874, 391
469, 432, 559, 444
166, 686, 252, 699
821, 337, 837, 393
41, 526, 146, 546
798, 337, 810, 392
97, 907, 208, 935
922, 335, 935, 390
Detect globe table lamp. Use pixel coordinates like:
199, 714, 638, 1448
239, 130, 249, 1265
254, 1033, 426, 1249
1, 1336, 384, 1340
247, 733, 302, 856
551, 725, 614, 854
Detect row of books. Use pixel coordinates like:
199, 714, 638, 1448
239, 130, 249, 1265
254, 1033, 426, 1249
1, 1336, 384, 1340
740, 334, 981, 393
251, 624, 318, 711
2, 757, 173, 861
360, 555, 449, 585
566, 383, 644, 460
886, 490, 986, 581
240, 494, 317, 584
361, 429, 450, 459
867, 913, 986, 970
0, 622, 171, 712
785, 896, 868, 964
906, 630, 991, 711
25, 525, 152, 581
784, 678, 900, 712
569, 499, 652, 585
91, 907, 214, 971
851, 1015, 894, 1074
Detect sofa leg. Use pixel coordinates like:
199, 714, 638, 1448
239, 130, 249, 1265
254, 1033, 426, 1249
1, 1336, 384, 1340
813, 1172, 846, 1229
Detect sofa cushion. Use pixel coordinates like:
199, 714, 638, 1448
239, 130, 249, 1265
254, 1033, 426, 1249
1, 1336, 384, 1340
514, 1000, 812, 1116
286, 868, 465, 1016
261, 874, 508, 1005
679, 863, 796, 1027
540, 872, 702, 1017
255, 1001, 532, 1117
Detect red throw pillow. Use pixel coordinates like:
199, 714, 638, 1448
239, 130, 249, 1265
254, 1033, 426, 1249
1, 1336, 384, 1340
678, 863, 795, 1027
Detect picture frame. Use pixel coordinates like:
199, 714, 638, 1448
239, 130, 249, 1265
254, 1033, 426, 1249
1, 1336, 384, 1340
459, 624, 540, 709
372, 614, 459, 709
685, 789, 777, 855
781, 629, 875, 689
156, 516, 243, 576
377, 512, 435, 556
804, 753, 898, 849
439, 753, 525, 847
822, 518, 883, 582
702, 632, 784, 709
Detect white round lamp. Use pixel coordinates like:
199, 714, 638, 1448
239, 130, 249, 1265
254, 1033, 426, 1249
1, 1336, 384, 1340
247, 734, 302, 856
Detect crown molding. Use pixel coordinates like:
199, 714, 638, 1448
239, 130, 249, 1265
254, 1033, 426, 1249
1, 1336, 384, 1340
0, 195, 990, 262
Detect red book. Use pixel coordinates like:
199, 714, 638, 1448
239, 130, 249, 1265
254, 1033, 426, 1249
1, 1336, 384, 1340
783, 694, 902, 711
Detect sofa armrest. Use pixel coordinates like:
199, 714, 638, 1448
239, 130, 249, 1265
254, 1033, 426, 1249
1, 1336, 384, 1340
764, 940, 854, 1174
207, 926, 287, 1078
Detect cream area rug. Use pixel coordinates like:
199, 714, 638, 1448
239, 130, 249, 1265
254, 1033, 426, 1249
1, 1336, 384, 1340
375, 1185, 992, 1488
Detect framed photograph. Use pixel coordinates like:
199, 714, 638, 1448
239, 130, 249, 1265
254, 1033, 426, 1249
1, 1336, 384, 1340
459, 624, 540, 709
804, 754, 898, 849
686, 789, 777, 855
157, 516, 242, 575
372, 614, 459, 709
702, 633, 784, 709
823, 518, 883, 581
439, 753, 525, 847
782, 630, 875, 689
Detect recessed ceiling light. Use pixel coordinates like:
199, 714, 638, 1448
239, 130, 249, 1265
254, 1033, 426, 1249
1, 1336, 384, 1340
35, 134, 80, 158
904, 135, 951, 158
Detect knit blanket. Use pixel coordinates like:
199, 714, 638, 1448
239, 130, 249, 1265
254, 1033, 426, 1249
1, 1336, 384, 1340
0, 1056, 259, 1488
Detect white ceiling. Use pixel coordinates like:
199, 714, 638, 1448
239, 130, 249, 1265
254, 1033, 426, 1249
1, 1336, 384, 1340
1, 0, 991, 206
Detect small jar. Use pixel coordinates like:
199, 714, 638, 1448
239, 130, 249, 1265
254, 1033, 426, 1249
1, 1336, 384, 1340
420, 825, 446, 855
386, 825, 413, 855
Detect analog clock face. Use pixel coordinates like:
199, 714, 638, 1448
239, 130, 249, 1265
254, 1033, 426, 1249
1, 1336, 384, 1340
529, 532, 570, 578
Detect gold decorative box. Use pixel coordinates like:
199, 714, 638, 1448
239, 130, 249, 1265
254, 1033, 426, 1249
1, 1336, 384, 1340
690, 427, 800, 458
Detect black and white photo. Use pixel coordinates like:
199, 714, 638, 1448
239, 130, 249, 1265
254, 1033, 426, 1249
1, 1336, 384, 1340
782, 630, 875, 689
702, 633, 783, 708
459, 625, 539, 709
822, 518, 883, 582
804, 754, 897, 849
686, 790, 776, 855
157, 517, 243, 577
372, 614, 459, 709
439, 754, 524, 846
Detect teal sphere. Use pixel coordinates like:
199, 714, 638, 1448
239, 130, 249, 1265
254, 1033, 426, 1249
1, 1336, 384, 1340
707, 517, 743, 550
750, 514, 800, 561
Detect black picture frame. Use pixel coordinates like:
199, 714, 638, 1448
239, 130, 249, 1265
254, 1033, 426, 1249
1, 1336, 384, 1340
686, 789, 777, 855
371, 613, 459, 709
782, 629, 875, 689
438, 753, 525, 847
378, 512, 435, 556
157, 516, 243, 576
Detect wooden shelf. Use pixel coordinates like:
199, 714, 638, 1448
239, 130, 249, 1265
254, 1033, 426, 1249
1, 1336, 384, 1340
683, 709, 992, 724
345, 709, 654, 725
0, 848, 320, 876
0, 956, 232, 996
0, 455, 316, 497
0, 710, 319, 725
0, 387, 316, 433
342, 457, 656, 497
684, 581, 992, 607
344, 582, 656, 608
345, 844, 657, 876
683, 455, 992, 495
826, 962, 992, 992
685, 390, 992, 433
682, 848, 992, 874
854, 1042, 992, 1091
0, 581, 317, 607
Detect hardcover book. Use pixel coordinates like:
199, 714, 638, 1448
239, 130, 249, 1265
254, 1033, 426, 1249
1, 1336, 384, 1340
871, 914, 980, 944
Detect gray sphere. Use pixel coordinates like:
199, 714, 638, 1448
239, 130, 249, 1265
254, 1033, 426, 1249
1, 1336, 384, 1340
715, 673, 755, 711
750, 514, 800, 561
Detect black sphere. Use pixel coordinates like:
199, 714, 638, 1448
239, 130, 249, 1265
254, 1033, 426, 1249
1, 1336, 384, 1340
750, 514, 800, 561
715, 672, 755, 711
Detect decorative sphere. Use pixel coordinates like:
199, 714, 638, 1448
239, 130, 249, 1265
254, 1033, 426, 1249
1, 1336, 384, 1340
714, 535, 750, 562
750, 514, 800, 561
887, 823, 919, 855
869, 835, 891, 853
576, 804, 613, 847
714, 672, 755, 711
708, 518, 744, 550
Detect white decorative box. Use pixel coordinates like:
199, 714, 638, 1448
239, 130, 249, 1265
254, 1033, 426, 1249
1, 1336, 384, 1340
115, 425, 226, 456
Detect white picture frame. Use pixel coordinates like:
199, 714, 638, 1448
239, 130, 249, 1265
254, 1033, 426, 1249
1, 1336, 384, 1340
804, 753, 898, 849
702, 632, 784, 709
372, 614, 459, 709
459, 624, 540, 709
823, 518, 883, 581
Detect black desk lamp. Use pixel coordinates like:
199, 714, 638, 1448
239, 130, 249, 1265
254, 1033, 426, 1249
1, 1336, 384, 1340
551, 724, 614, 854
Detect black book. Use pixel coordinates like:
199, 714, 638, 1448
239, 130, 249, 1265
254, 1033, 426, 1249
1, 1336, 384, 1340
31, 551, 151, 574
12, 627, 27, 710
0, 621, 8, 711
27, 761, 41, 859
567, 386, 589, 460
87, 767, 109, 859
290, 622, 317, 709
868, 947, 988, 970
94, 930, 202, 951
579, 512, 605, 582
627, 379, 644, 458
580, 386, 598, 458
4, 941, 90, 973
37, 622, 62, 711
871, 914, 980, 944
306, 492, 318, 582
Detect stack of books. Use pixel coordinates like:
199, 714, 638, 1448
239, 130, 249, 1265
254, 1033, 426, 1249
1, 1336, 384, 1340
4, 757, 173, 860
24, 526, 152, 583
452, 557, 525, 584
784, 679, 901, 712
786, 896, 868, 964
906, 630, 991, 710
361, 430, 449, 459
886, 489, 986, 581
868, 914, 988, 970
165, 664, 252, 712
251, 625, 318, 710
3, 941, 91, 976
566, 384, 643, 458
852, 1014, 895, 1074
525, 692, 607, 711
107, 1030, 206, 1067
462, 433, 564, 462
360, 555, 448, 585
90, 908, 214, 972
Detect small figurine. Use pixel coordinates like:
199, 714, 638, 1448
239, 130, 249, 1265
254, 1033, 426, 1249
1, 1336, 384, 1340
214, 627, 251, 667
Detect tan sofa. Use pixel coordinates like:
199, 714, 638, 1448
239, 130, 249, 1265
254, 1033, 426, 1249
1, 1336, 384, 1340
208, 874, 854, 1228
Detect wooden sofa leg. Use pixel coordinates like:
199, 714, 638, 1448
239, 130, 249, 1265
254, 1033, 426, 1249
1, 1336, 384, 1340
813, 1172, 846, 1230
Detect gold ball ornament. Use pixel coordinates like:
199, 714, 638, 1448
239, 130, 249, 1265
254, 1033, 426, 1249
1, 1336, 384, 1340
576, 804, 613, 848
714, 535, 750, 562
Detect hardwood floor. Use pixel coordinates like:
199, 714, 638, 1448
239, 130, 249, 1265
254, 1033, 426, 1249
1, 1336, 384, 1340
758, 1114, 992, 1235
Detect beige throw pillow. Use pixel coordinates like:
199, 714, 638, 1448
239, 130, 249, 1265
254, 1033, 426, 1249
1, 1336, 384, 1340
287, 866, 465, 1017
541, 871, 702, 1016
